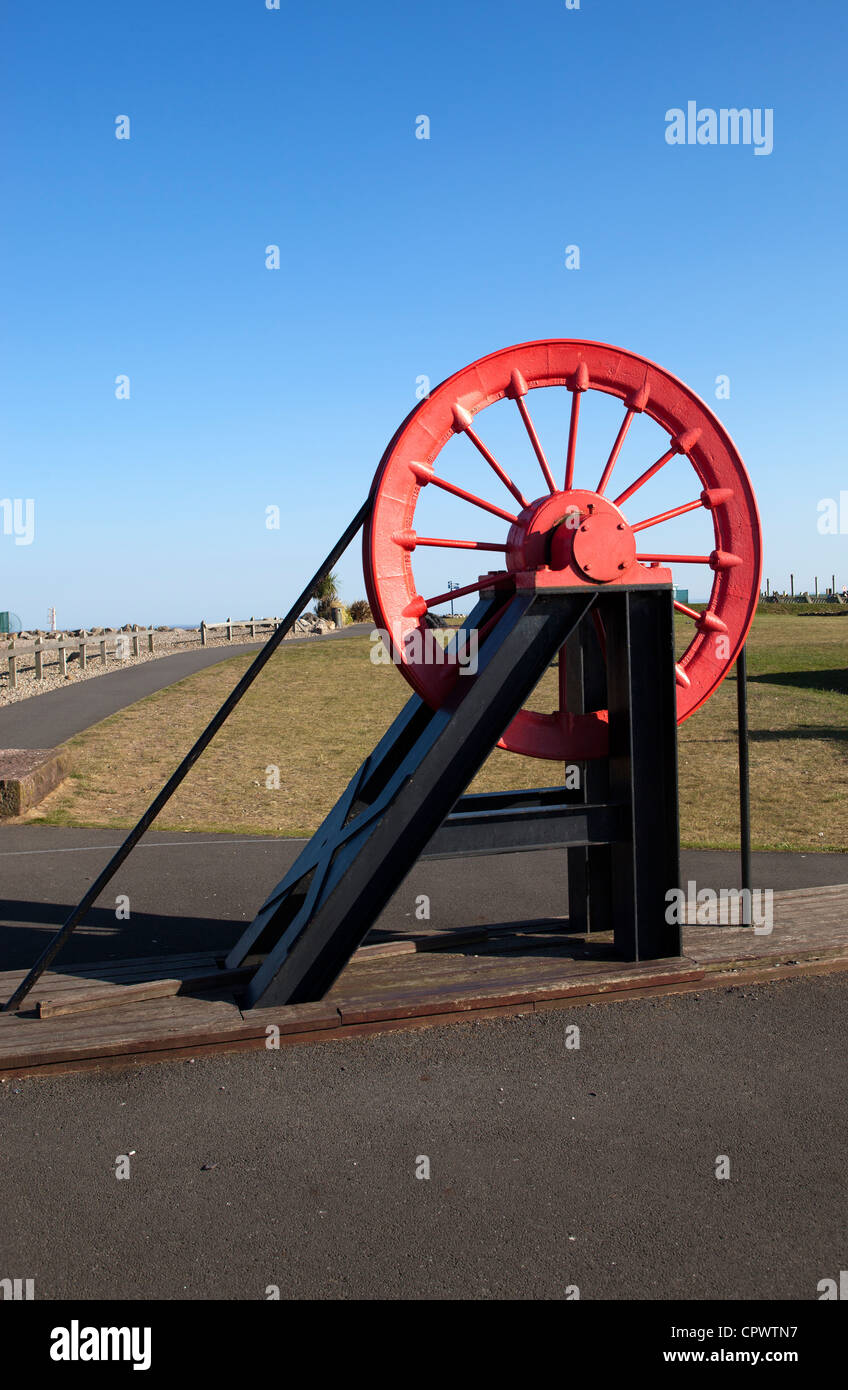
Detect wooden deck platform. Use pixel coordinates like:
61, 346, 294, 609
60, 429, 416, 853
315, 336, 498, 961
1, 883, 846, 1079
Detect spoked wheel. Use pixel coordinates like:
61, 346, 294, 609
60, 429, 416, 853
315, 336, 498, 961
364, 339, 762, 761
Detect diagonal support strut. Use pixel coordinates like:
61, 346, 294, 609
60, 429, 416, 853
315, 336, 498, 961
2, 498, 373, 1014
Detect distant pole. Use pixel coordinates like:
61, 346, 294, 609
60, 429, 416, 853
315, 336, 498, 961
766, 578, 770, 597
790, 573, 794, 598
832, 574, 836, 594
736, 645, 751, 927
815, 576, 818, 597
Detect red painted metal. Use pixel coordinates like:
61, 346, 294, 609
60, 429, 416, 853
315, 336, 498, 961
564, 361, 589, 490
364, 339, 762, 761
631, 498, 706, 531
409, 462, 518, 525
451, 406, 529, 509
392, 531, 508, 553
507, 371, 557, 494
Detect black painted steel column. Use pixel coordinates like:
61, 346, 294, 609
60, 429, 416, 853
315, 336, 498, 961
565, 614, 611, 935
736, 644, 752, 927
602, 587, 681, 959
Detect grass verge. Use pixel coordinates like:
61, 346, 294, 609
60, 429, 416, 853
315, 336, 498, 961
29, 616, 847, 852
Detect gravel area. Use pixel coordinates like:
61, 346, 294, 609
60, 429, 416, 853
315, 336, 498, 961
0, 624, 328, 709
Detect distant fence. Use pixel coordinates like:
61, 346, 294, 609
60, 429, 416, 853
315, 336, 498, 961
1, 616, 291, 689
2, 630, 157, 689
199, 616, 281, 644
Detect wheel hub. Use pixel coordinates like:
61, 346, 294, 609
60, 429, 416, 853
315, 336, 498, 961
506, 489, 637, 584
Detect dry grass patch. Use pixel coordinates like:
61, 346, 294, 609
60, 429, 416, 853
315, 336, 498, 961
33, 617, 847, 852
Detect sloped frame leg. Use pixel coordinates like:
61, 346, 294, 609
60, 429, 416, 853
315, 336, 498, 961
232, 591, 598, 1008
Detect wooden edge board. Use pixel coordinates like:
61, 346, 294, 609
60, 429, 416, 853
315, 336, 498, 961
35, 969, 255, 1018
3, 952, 847, 1081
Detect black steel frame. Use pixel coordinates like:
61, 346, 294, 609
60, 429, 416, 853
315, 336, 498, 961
228, 582, 682, 1009
3, 503, 757, 1024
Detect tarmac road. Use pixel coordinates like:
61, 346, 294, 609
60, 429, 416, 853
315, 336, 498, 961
0, 824, 846, 970
0, 971, 845, 1300
1, 636, 846, 1303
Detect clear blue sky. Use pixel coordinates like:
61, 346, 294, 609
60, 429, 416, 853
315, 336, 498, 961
1, 0, 845, 627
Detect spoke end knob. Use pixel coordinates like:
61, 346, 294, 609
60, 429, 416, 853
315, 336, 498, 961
710, 549, 743, 570
701, 487, 734, 510
451, 404, 474, 434
506, 369, 528, 400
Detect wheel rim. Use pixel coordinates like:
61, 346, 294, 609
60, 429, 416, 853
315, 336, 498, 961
364, 339, 762, 761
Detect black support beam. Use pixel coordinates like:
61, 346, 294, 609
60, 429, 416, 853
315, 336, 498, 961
229, 581, 683, 1009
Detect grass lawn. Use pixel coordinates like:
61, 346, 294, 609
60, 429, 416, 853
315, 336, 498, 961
30, 614, 847, 852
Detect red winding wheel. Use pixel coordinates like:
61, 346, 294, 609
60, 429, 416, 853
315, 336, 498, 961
364, 339, 762, 761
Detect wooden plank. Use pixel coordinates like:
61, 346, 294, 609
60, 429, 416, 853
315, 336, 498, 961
3, 951, 848, 1081
0, 997, 242, 1072
0, 963, 240, 1023
0, 993, 343, 1074
335, 960, 704, 1025
1, 882, 846, 1079
0, 950, 223, 993
684, 923, 848, 964
36, 969, 253, 1018
347, 940, 417, 960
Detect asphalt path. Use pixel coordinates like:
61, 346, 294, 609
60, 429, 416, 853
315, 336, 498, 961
0, 823, 845, 971
1, 632, 846, 1303
0, 626, 371, 749
0, 971, 845, 1300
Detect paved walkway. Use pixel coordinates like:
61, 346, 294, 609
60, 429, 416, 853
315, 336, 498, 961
0, 823, 844, 971
0, 971, 845, 1300
2, 635, 844, 1305
0, 626, 370, 749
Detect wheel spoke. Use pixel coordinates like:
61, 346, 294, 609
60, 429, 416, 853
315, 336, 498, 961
638, 550, 741, 569
596, 409, 636, 495
613, 427, 700, 508
597, 378, 650, 494
632, 487, 735, 533
674, 599, 704, 620
564, 363, 588, 491
410, 462, 518, 524
415, 574, 511, 611
514, 395, 557, 493
637, 552, 712, 564
631, 499, 703, 532
452, 406, 529, 509
674, 600, 728, 633
613, 446, 676, 508
392, 531, 508, 553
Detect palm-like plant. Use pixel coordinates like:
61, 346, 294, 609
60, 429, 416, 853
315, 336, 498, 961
313, 572, 340, 620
